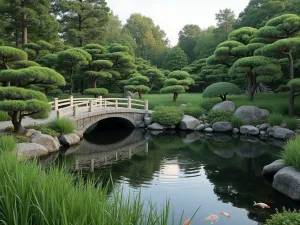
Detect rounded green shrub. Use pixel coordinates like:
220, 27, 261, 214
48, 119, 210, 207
281, 136, 300, 171
268, 113, 283, 126
184, 105, 204, 118
201, 100, 220, 111
203, 82, 242, 101
83, 88, 108, 98
265, 208, 300, 225
286, 118, 299, 131
50, 118, 77, 134
207, 110, 233, 124
0, 135, 17, 152
152, 106, 184, 126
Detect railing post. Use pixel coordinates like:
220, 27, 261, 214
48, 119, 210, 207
127, 96, 131, 108
70, 95, 73, 106
89, 100, 93, 112
57, 110, 62, 119
115, 99, 118, 108
144, 100, 148, 110
104, 100, 106, 109
73, 105, 78, 117
98, 96, 102, 108
54, 98, 59, 111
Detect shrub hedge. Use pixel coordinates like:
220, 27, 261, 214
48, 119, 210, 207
152, 106, 184, 126
207, 110, 233, 124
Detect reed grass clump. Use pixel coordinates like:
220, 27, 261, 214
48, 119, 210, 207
50, 118, 77, 134
281, 136, 300, 171
268, 113, 284, 126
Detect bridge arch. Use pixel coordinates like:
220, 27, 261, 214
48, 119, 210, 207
78, 112, 143, 134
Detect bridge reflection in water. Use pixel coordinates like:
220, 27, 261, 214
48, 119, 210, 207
63, 129, 148, 172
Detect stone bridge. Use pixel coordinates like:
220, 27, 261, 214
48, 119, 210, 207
49, 96, 150, 133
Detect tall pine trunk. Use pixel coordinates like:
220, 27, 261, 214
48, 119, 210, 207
11, 112, 22, 133
69, 67, 74, 95
173, 92, 178, 101
22, 13, 28, 46
288, 53, 295, 117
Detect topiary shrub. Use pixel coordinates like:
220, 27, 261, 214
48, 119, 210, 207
152, 106, 184, 126
231, 116, 244, 128
48, 89, 63, 96
49, 118, 77, 134
83, 88, 108, 98
203, 82, 242, 101
0, 135, 17, 152
285, 118, 299, 131
268, 113, 284, 126
265, 208, 300, 225
207, 110, 233, 124
27, 124, 58, 137
281, 136, 300, 171
200, 99, 220, 111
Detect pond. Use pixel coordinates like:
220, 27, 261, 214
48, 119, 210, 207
50, 126, 300, 225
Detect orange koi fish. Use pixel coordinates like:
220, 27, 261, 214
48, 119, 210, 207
205, 214, 218, 224
253, 201, 270, 209
218, 211, 231, 218
183, 219, 191, 225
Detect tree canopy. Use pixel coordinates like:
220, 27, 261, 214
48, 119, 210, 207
203, 82, 242, 101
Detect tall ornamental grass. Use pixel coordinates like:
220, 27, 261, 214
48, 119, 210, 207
0, 138, 179, 225
268, 113, 284, 126
285, 118, 299, 130
0, 135, 17, 152
0, 111, 10, 121
50, 118, 77, 134
281, 136, 300, 171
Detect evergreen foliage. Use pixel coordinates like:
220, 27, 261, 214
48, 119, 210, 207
203, 82, 241, 101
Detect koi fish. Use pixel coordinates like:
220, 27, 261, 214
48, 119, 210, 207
218, 211, 231, 218
205, 214, 218, 224
253, 201, 270, 209
183, 219, 191, 225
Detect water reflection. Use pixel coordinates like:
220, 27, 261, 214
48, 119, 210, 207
54, 130, 300, 225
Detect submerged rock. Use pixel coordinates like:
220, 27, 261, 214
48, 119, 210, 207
212, 101, 236, 112
14, 143, 48, 161
233, 128, 240, 134
179, 115, 200, 130
234, 106, 269, 124
273, 167, 300, 201
204, 128, 214, 133
262, 159, 286, 176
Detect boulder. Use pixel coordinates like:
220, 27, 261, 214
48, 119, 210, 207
212, 122, 233, 132
24, 129, 37, 138
196, 124, 205, 131
14, 143, 48, 161
181, 132, 200, 143
204, 128, 214, 133
75, 131, 84, 139
179, 115, 200, 130
260, 131, 266, 136
144, 117, 152, 126
273, 128, 295, 140
259, 123, 270, 131
212, 101, 236, 112
240, 125, 260, 136
59, 134, 81, 146
234, 106, 269, 124
273, 167, 300, 201
262, 159, 286, 176
31, 134, 60, 152
233, 128, 240, 134
147, 123, 164, 130
204, 123, 212, 128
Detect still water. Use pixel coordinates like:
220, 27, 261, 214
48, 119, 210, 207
53, 126, 300, 225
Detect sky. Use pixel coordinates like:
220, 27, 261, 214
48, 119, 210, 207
107, 0, 250, 46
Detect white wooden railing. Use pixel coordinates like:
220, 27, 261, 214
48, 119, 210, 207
49, 96, 148, 118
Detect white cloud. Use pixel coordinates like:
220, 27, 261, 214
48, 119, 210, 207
107, 0, 250, 45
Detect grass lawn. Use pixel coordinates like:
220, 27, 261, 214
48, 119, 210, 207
51, 92, 300, 116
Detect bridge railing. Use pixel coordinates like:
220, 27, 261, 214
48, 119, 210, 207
49, 96, 149, 118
